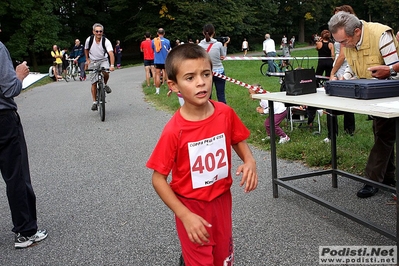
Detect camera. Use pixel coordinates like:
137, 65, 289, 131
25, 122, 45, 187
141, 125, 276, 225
216, 36, 229, 44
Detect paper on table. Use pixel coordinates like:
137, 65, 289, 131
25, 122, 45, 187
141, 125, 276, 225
22, 73, 48, 89
372, 101, 399, 109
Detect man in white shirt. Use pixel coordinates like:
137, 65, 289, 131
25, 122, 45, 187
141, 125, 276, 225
84, 23, 115, 111
262, 34, 277, 72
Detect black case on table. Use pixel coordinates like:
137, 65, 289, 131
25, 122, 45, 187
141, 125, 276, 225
324, 79, 399, 100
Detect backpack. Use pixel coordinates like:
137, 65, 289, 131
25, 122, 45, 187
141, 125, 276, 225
154, 37, 162, 53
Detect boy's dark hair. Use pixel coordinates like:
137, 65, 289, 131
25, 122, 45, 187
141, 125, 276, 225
145, 31, 151, 38
165, 43, 212, 83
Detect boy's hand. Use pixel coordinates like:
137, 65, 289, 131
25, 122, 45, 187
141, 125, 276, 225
236, 161, 258, 193
180, 212, 212, 245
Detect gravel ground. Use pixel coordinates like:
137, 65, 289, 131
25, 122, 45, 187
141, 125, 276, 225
0, 65, 396, 266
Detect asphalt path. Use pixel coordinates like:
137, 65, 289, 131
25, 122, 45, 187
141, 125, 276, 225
0, 65, 396, 265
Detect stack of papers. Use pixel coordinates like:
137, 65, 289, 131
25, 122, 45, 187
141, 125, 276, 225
22, 73, 48, 89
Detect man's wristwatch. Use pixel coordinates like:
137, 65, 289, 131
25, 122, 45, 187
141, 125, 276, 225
389, 65, 397, 76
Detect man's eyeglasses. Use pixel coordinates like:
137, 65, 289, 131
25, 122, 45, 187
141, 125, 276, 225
95, 30, 103, 33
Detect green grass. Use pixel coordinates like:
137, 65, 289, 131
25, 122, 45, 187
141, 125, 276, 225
143, 48, 373, 176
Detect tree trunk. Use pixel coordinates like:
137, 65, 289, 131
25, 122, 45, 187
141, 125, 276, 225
299, 18, 305, 43
29, 51, 39, 72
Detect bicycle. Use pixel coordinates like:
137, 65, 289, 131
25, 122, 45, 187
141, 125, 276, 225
64, 58, 80, 82
260, 55, 292, 76
87, 64, 109, 121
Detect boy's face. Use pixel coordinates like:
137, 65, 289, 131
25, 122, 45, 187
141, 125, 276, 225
168, 58, 213, 106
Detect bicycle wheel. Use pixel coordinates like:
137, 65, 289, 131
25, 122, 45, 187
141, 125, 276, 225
260, 62, 269, 76
71, 65, 77, 81
76, 66, 81, 80
98, 82, 106, 121
64, 66, 71, 82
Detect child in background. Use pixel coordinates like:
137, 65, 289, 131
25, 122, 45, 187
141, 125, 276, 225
249, 85, 290, 144
167, 89, 184, 106
146, 43, 258, 266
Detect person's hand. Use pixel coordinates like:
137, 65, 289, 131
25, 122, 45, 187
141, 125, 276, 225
110, 65, 115, 72
329, 74, 338, 81
236, 161, 258, 193
256, 106, 264, 114
180, 212, 212, 245
368, 65, 390, 79
84, 59, 90, 70
16, 61, 29, 81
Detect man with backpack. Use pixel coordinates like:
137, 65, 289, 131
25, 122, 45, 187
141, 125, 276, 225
84, 23, 115, 111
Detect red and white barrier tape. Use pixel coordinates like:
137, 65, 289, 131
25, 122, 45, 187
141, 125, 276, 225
213, 72, 267, 94
213, 71, 330, 94
266, 72, 330, 80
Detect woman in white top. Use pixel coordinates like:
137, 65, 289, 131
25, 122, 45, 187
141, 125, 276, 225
242, 38, 248, 56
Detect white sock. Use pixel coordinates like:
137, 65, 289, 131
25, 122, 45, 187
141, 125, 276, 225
156, 87, 160, 94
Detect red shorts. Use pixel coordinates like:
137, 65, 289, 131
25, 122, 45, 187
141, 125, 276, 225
176, 190, 234, 266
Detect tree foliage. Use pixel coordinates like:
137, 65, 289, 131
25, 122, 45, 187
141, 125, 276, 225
1, 0, 399, 70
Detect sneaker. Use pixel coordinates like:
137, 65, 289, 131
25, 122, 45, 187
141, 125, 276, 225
323, 137, 330, 143
91, 103, 98, 111
278, 135, 290, 144
104, 85, 112, 93
15, 229, 48, 249
261, 136, 270, 141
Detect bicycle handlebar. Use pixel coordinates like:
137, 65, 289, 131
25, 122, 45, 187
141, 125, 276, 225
86, 67, 110, 72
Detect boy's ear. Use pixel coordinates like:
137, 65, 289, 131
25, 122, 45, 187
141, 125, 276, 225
167, 80, 180, 93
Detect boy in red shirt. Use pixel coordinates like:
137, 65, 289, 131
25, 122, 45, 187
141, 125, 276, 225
146, 43, 258, 265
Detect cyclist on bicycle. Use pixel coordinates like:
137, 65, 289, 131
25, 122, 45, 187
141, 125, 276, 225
84, 23, 115, 111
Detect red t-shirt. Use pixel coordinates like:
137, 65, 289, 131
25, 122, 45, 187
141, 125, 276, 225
146, 101, 250, 202
140, 39, 154, 60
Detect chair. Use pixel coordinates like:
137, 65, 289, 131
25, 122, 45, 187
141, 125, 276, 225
287, 106, 322, 135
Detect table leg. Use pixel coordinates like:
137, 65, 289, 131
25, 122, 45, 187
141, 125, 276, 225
269, 100, 278, 197
395, 117, 399, 261
329, 112, 338, 188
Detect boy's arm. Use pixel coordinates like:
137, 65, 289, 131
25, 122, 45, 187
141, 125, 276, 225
232, 141, 258, 193
151, 171, 212, 245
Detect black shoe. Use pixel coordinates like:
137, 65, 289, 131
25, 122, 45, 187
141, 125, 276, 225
357, 184, 379, 198
91, 103, 98, 111
104, 85, 112, 93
